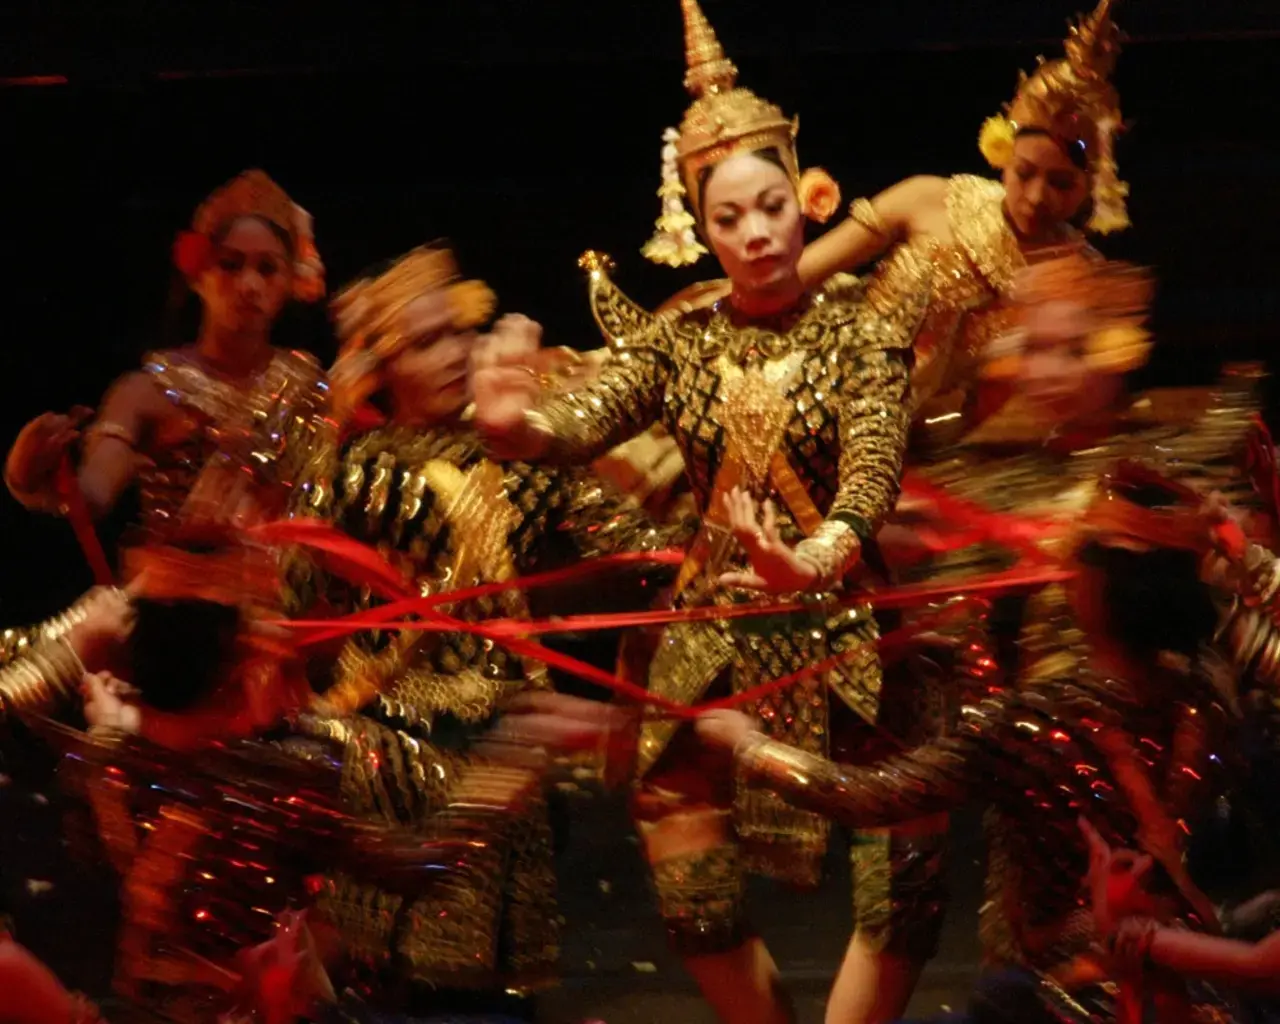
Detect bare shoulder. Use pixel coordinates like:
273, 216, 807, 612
102, 368, 164, 412
879, 175, 949, 208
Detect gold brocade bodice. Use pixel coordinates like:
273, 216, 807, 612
548, 263, 923, 570
531, 257, 924, 883
137, 347, 331, 539
866, 176, 1092, 451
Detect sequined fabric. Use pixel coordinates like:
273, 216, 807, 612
740, 656, 1226, 974
533, 262, 922, 912
867, 175, 1095, 454
737, 371, 1269, 974
136, 347, 333, 540
293, 423, 676, 990
650, 844, 749, 954
315, 424, 676, 724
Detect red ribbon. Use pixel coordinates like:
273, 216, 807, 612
56, 456, 115, 586
255, 520, 1066, 719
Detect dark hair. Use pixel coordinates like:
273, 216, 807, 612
695, 147, 790, 223
1076, 540, 1218, 659
1014, 127, 1090, 172
211, 214, 295, 259
129, 598, 242, 712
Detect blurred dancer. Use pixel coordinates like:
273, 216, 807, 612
4, 169, 331, 549
471, 3, 926, 1022
298, 244, 683, 1005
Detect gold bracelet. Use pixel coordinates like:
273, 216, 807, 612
849, 197, 891, 239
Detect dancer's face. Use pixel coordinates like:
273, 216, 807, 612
196, 217, 293, 335
702, 153, 805, 297
1017, 299, 1118, 425
384, 289, 475, 423
1002, 134, 1090, 242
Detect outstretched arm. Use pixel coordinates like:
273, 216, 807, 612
797, 176, 947, 288
696, 694, 1006, 830
75, 371, 160, 518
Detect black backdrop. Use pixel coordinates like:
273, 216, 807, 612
1, 0, 1278, 622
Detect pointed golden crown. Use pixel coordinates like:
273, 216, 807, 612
674, 0, 799, 216
979, 0, 1129, 234
1008, 0, 1122, 152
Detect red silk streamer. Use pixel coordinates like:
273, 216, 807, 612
279, 566, 1072, 642
1245, 414, 1280, 529
56, 456, 115, 586
264, 520, 1066, 719
899, 471, 1059, 561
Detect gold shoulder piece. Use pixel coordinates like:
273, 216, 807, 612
579, 251, 660, 350
946, 175, 1022, 297
837, 270, 925, 354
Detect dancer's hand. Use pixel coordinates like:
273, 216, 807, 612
695, 709, 757, 753
234, 910, 336, 1024
718, 487, 820, 593
488, 691, 635, 753
471, 314, 548, 458
1079, 816, 1156, 938
4, 407, 92, 503
65, 585, 137, 671
82, 672, 142, 736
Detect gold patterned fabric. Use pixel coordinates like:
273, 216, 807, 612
532, 258, 922, 890
738, 655, 1228, 976
864, 175, 1095, 453
733, 367, 1267, 976
293, 422, 678, 988
128, 347, 334, 541
313, 423, 678, 723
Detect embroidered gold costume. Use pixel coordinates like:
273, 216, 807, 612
551, 252, 933, 950
503, 0, 932, 956
288, 244, 683, 991
728, 373, 1275, 1023
130, 346, 332, 540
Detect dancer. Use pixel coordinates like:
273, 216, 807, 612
664, 0, 1128, 452
680, 257, 1271, 1023
298, 244, 679, 1001
631, 13, 1132, 1009
4, 169, 331, 547
69, 520, 540, 1021
472, 3, 926, 1021
496, 251, 1275, 1021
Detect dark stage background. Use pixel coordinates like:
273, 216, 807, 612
1, 0, 1279, 622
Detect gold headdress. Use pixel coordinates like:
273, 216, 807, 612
983, 251, 1153, 378
643, 0, 838, 267
977, 0, 1130, 234
328, 245, 496, 425
175, 169, 326, 302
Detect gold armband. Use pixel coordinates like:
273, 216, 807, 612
736, 734, 827, 793
849, 197, 892, 239
83, 421, 137, 450
0, 637, 86, 722
794, 520, 861, 589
